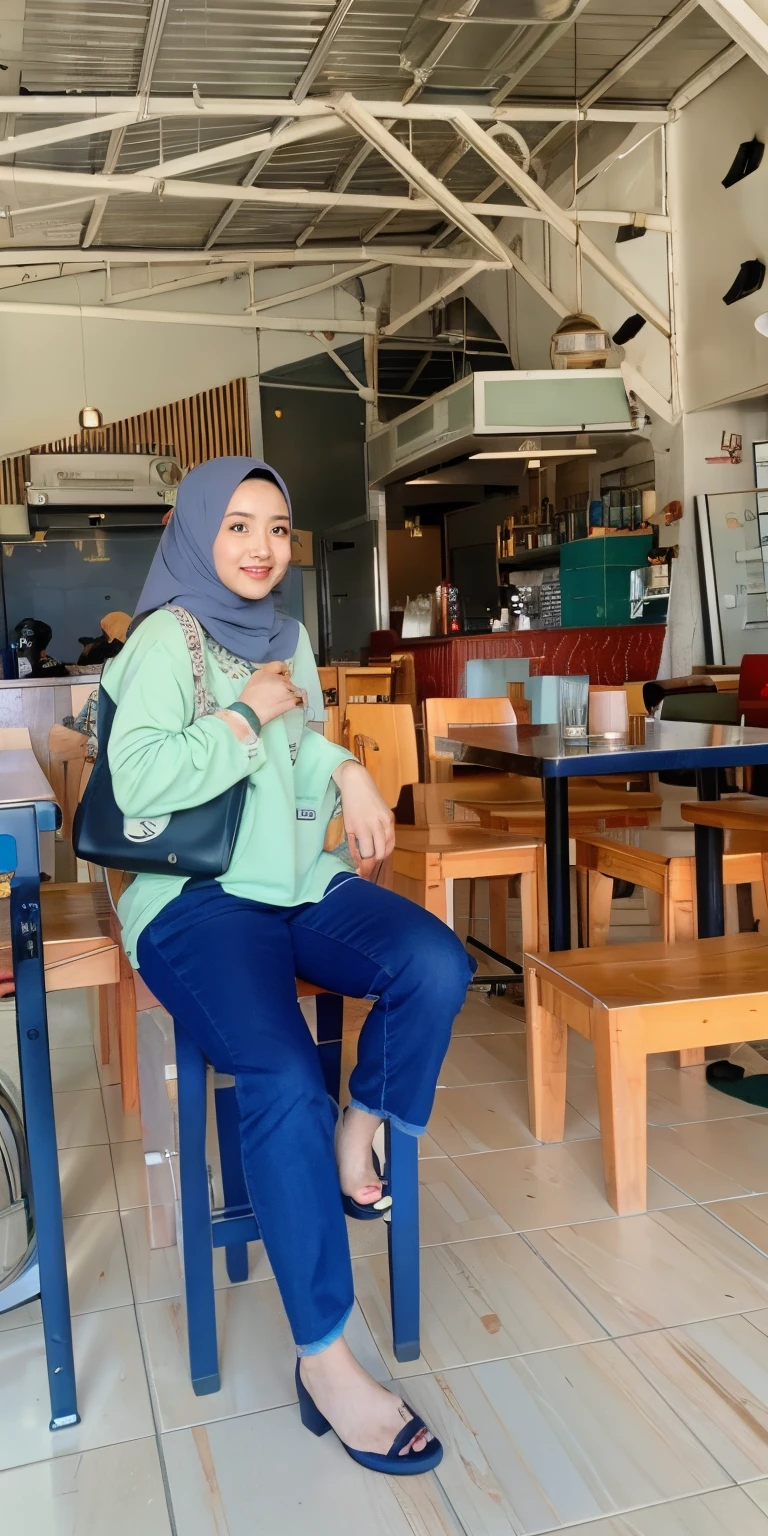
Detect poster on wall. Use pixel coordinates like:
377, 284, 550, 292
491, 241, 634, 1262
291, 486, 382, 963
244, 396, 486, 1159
696, 472, 768, 666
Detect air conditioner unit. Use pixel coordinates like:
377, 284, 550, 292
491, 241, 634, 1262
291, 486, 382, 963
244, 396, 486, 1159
26, 453, 183, 509
367, 371, 639, 486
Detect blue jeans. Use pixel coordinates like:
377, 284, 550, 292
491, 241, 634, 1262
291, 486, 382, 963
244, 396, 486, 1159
136, 873, 474, 1355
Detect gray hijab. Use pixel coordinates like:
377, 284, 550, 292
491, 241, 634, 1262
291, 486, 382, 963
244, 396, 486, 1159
134, 456, 299, 663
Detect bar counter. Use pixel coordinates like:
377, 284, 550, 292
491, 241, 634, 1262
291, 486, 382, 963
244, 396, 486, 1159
396, 624, 665, 701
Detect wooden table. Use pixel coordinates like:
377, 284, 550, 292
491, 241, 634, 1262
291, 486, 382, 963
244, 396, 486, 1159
0, 749, 78, 1429
437, 720, 768, 950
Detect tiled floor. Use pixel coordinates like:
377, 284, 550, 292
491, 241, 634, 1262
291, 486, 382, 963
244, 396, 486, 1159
5, 889, 768, 1534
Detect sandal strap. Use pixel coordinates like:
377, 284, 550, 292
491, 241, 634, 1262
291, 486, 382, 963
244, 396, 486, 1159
388, 1413, 428, 1458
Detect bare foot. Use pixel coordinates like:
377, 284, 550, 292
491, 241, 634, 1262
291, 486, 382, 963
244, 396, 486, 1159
335, 1106, 389, 1208
300, 1338, 432, 1456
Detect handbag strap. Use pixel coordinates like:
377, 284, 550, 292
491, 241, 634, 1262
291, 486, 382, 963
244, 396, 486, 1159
167, 606, 218, 720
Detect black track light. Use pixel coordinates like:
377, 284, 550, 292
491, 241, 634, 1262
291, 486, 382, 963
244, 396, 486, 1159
616, 224, 646, 245
722, 136, 764, 188
612, 314, 646, 345
722, 259, 766, 305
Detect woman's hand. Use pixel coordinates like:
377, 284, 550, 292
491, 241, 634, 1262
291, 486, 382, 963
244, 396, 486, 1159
238, 662, 307, 726
332, 759, 395, 878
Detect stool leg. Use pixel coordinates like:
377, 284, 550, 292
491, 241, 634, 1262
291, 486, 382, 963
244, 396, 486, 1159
593, 1010, 647, 1215
489, 877, 508, 955
386, 1121, 420, 1363
526, 966, 567, 1142
315, 992, 344, 1103
669, 863, 705, 1067
585, 870, 613, 946
214, 1084, 250, 1284
175, 1024, 220, 1395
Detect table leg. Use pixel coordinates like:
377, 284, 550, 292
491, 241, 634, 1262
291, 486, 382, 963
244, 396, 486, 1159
544, 777, 571, 951
4, 807, 79, 1430
694, 768, 724, 939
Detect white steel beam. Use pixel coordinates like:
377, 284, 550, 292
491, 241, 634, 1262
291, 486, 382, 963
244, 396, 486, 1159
0, 299, 374, 333
294, 140, 376, 250
382, 261, 487, 336
0, 96, 670, 125
621, 361, 677, 424
147, 116, 343, 179
249, 261, 381, 312
668, 41, 745, 109
106, 266, 243, 305
489, 0, 591, 104
83, 0, 171, 249
0, 246, 483, 269
452, 112, 671, 336
205, 0, 358, 249
309, 331, 374, 399
696, 0, 768, 79
333, 94, 511, 265
581, 0, 698, 106
0, 112, 145, 161
0, 163, 616, 226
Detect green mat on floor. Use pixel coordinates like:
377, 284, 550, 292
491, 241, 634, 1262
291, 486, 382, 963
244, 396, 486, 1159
706, 1060, 768, 1105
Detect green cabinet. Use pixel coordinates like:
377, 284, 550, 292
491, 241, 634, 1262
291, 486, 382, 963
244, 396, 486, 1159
560, 533, 652, 629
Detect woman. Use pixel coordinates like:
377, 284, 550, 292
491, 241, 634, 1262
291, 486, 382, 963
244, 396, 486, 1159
77, 610, 132, 666
106, 457, 473, 1476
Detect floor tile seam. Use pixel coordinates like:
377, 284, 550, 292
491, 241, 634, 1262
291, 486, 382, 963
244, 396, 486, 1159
610, 1323, 768, 1492
0, 1432, 167, 1483
130, 1293, 181, 1536
507, 1479, 743, 1536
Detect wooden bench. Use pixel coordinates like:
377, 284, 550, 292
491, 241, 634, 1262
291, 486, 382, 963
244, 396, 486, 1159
525, 930, 768, 1214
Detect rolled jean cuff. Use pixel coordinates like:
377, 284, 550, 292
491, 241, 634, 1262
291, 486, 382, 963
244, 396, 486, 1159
348, 1098, 426, 1138
296, 1302, 354, 1358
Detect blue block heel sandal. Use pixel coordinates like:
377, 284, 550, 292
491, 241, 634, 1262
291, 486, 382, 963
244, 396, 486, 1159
333, 1103, 392, 1221
295, 1361, 443, 1475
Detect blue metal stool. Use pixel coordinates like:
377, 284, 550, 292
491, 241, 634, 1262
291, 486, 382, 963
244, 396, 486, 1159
174, 985, 421, 1395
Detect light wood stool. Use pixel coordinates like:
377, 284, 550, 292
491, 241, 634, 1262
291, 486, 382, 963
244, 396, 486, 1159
525, 930, 768, 1214
574, 827, 768, 1068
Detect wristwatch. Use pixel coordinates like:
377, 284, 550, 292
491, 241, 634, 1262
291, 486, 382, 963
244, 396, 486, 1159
226, 701, 262, 737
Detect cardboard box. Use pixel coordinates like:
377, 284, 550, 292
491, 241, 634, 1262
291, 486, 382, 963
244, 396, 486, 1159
290, 528, 313, 566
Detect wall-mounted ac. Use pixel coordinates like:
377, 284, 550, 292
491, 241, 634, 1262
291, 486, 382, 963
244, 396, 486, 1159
26, 453, 183, 508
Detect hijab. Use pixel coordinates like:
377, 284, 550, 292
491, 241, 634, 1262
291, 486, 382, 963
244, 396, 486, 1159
134, 457, 299, 663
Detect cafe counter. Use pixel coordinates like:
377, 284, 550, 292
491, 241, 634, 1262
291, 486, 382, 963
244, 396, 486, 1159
395, 624, 665, 703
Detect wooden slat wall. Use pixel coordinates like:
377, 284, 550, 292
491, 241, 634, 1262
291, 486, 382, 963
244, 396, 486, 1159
0, 376, 251, 503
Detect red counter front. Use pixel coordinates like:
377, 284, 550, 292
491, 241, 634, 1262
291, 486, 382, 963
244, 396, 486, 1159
397, 625, 665, 701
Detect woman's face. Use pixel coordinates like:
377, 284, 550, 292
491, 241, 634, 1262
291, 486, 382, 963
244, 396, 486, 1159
212, 477, 292, 601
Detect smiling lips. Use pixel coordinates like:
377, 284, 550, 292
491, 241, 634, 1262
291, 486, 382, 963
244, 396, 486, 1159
241, 565, 272, 580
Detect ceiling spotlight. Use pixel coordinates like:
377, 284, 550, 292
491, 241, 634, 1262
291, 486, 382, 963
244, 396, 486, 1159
722, 260, 766, 305
755, 313, 768, 336
722, 136, 764, 188
527, 459, 541, 470
612, 314, 647, 346
78, 405, 103, 430
616, 223, 646, 245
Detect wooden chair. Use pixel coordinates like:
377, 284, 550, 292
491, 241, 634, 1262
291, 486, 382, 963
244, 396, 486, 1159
423, 695, 516, 783
525, 930, 768, 1214
345, 704, 540, 960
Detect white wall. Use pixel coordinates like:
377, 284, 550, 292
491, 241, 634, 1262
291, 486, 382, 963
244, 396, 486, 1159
466, 124, 672, 406
0, 266, 367, 455
669, 55, 768, 411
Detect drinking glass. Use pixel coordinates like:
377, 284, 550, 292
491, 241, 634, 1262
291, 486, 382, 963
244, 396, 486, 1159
559, 677, 589, 738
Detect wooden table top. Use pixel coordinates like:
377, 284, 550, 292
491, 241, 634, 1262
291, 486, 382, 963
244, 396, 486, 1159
0, 748, 56, 810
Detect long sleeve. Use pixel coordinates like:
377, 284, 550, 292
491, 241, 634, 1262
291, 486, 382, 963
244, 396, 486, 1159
106, 616, 262, 819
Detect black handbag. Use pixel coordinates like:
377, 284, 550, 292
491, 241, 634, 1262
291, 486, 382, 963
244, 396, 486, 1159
73, 607, 248, 878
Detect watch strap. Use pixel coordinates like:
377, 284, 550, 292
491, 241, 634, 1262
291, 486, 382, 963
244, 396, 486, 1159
227, 701, 262, 736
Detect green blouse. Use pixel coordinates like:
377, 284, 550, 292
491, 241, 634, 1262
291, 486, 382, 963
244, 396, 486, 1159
104, 610, 356, 966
